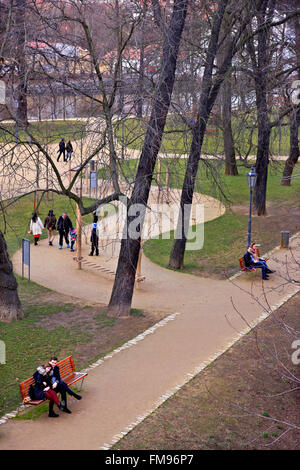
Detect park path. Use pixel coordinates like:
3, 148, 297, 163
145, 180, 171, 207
0, 201, 299, 448
0, 118, 297, 449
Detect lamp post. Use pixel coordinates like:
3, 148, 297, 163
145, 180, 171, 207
247, 166, 257, 248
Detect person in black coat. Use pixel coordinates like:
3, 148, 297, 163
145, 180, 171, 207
49, 356, 82, 414
57, 212, 73, 249
89, 223, 99, 256
243, 243, 275, 280
32, 364, 60, 417
57, 138, 66, 162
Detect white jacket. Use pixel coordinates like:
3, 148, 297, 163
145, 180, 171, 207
30, 217, 44, 236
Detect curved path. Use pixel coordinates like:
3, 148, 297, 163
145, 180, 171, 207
0, 119, 298, 450
1, 189, 300, 449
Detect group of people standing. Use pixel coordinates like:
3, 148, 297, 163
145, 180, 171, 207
57, 138, 73, 162
31, 356, 82, 418
30, 210, 75, 250
29, 210, 99, 255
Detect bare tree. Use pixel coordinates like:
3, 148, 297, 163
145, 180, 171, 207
108, 0, 188, 316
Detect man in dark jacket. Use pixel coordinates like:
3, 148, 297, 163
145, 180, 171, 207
57, 138, 66, 162
49, 356, 82, 414
243, 243, 275, 280
57, 212, 73, 249
89, 223, 99, 256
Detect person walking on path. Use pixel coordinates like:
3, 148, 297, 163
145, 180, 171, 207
49, 356, 82, 414
29, 212, 44, 246
89, 222, 99, 256
44, 210, 57, 246
70, 227, 77, 252
66, 140, 73, 161
32, 364, 61, 418
57, 138, 66, 162
57, 212, 73, 249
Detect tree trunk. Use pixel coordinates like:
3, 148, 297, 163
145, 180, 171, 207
222, 76, 238, 175
281, 108, 300, 185
252, 4, 274, 216
108, 0, 188, 317
281, 14, 300, 185
0, 231, 24, 322
217, 11, 238, 176
15, 0, 28, 128
136, 18, 145, 118
169, 0, 230, 270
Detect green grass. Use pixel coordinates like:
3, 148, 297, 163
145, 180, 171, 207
0, 120, 86, 144
0, 281, 91, 415
1, 192, 116, 258
115, 116, 295, 156
104, 157, 300, 276
143, 212, 247, 275
99, 157, 300, 206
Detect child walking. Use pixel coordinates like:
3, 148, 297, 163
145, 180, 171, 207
70, 227, 77, 252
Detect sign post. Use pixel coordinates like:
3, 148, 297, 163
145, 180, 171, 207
22, 238, 30, 282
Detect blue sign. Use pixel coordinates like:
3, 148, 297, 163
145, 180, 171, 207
22, 238, 30, 281
90, 171, 97, 189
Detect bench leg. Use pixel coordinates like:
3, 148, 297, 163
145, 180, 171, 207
78, 377, 85, 392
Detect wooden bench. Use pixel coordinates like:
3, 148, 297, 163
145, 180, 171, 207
18, 355, 87, 416
239, 247, 269, 273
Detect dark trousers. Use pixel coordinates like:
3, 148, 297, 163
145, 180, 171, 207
56, 381, 77, 402
59, 230, 69, 246
57, 150, 66, 161
254, 261, 268, 279
90, 243, 99, 255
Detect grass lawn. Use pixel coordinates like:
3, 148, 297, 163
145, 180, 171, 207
114, 291, 300, 450
0, 120, 86, 144
0, 276, 163, 417
0, 192, 114, 258
115, 116, 295, 156
100, 157, 300, 277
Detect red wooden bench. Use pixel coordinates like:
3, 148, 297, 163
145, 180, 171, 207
239, 247, 269, 273
18, 355, 87, 417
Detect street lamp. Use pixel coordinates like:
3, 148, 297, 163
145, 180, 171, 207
247, 166, 257, 248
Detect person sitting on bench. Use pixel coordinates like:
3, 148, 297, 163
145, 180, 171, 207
32, 364, 61, 418
243, 243, 275, 280
49, 356, 82, 414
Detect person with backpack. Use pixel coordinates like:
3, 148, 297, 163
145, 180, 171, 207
66, 140, 73, 161
44, 209, 57, 246
57, 138, 66, 162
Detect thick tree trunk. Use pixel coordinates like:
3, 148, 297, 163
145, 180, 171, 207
169, 0, 230, 270
222, 77, 238, 175
281, 108, 300, 186
281, 15, 300, 185
0, 231, 23, 322
108, 0, 188, 317
217, 13, 238, 176
248, 2, 275, 216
